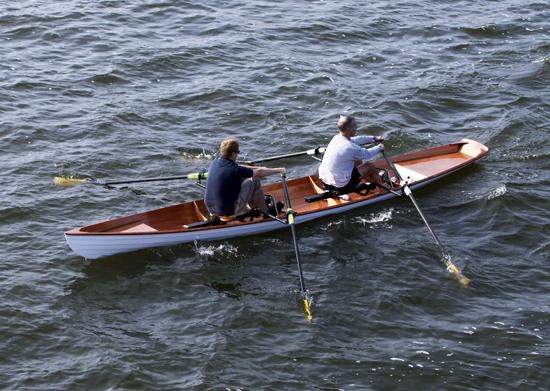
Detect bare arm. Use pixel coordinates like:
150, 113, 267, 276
246, 166, 285, 179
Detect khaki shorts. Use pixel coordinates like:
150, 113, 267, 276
235, 178, 262, 215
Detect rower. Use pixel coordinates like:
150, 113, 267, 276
204, 138, 285, 221
318, 114, 385, 193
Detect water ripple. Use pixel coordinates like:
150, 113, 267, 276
1, 0, 549, 389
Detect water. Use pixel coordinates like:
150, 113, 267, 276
1, 1, 549, 389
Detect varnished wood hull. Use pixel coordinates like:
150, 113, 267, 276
65, 139, 488, 259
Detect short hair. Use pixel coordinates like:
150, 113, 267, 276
337, 115, 355, 131
220, 138, 240, 158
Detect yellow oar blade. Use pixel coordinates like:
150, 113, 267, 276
53, 176, 90, 186
304, 297, 313, 322
446, 259, 471, 287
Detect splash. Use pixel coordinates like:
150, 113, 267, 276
487, 184, 507, 200
193, 241, 239, 257
356, 209, 393, 226
322, 220, 343, 230
442, 252, 471, 287
177, 147, 216, 161
180, 151, 215, 161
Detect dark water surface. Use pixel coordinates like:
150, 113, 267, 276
1, 1, 549, 389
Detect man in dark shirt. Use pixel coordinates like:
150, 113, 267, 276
205, 139, 285, 217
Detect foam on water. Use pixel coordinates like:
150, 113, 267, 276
193, 241, 239, 257
177, 147, 216, 161
355, 208, 393, 227
487, 184, 507, 200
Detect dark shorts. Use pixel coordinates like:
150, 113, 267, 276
323, 167, 361, 194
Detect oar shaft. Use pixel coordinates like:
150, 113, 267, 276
382, 150, 403, 182
403, 186, 445, 250
242, 141, 379, 165
289, 222, 306, 292
281, 173, 307, 293
103, 173, 207, 186
382, 151, 446, 252
242, 147, 326, 165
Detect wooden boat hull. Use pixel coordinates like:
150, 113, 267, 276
65, 139, 488, 259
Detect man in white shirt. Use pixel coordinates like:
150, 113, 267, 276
318, 115, 384, 193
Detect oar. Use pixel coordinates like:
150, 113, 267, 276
280, 172, 313, 321
242, 140, 382, 165
241, 147, 326, 165
54, 172, 208, 187
381, 151, 470, 286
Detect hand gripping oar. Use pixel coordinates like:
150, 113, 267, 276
280, 172, 313, 320
381, 151, 470, 286
53, 172, 208, 187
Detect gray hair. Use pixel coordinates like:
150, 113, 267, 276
337, 115, 355, 131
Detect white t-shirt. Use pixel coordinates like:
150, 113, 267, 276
318, 134, 382, 187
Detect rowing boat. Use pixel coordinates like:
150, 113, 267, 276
65, 139, 488, 259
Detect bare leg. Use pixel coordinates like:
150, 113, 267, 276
235, 178, 269, 215
357, 162, 383, 186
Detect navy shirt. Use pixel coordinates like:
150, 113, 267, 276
205, 157, 254, 216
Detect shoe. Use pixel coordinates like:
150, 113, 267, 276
378, 169, 396, 188
268, 201, 284, 216
265, 195, 284, 215
378, 170, 389, 184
